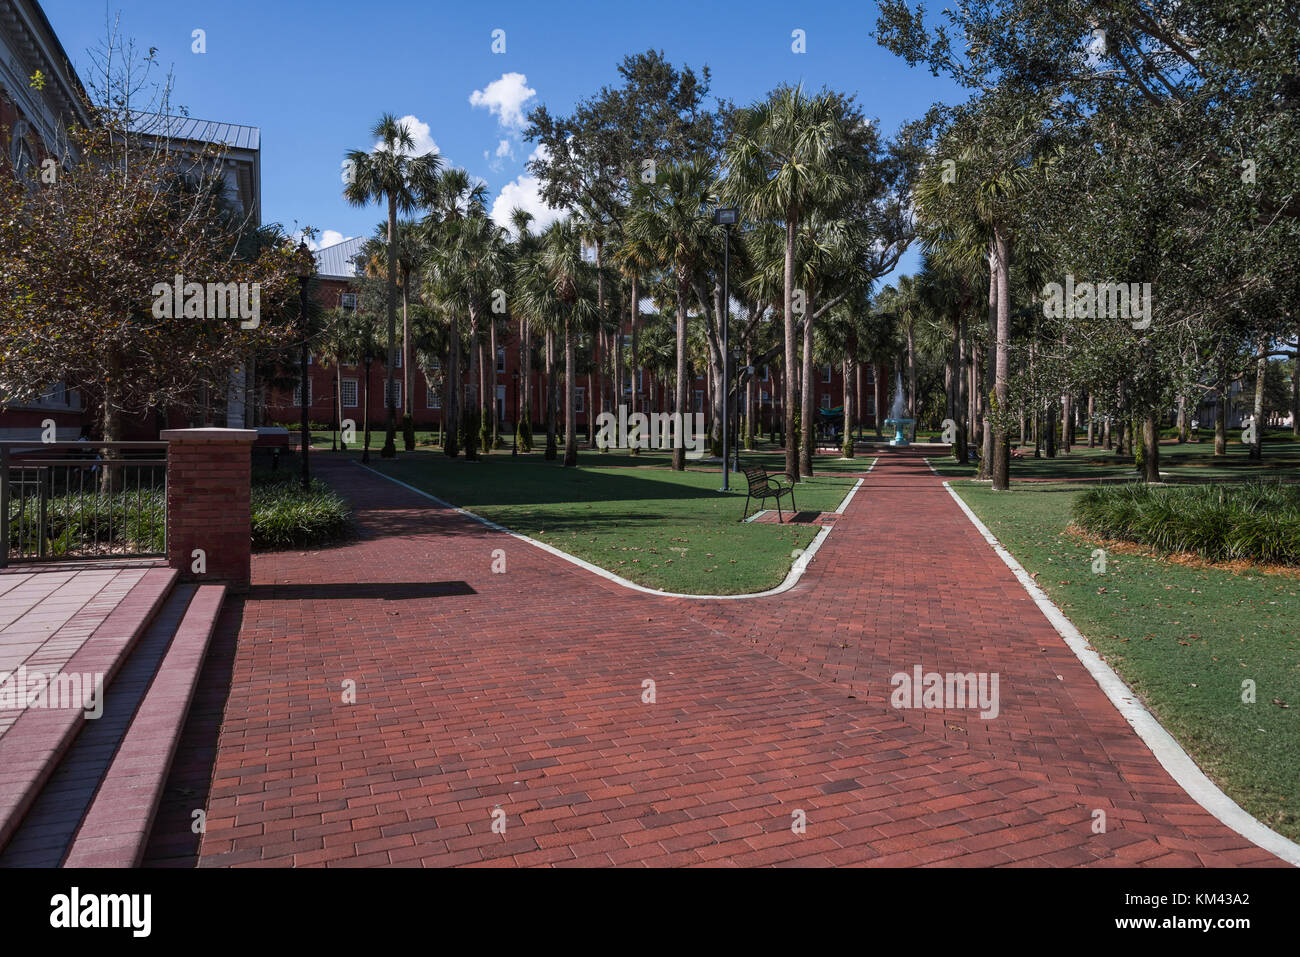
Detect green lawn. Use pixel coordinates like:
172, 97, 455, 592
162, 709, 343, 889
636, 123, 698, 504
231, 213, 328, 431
359, 450, 866, 594
949, 478, 1300, 842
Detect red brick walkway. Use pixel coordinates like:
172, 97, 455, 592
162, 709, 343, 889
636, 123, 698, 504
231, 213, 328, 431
147, 451, 1287, 867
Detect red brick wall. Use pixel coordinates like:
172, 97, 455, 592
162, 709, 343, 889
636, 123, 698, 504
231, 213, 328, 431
162, 429, 254, 590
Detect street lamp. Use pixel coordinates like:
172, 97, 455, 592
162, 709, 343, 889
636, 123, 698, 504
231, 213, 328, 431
512, 370, 520, 456
712, 206, 739, 490
296, 241, 313, 491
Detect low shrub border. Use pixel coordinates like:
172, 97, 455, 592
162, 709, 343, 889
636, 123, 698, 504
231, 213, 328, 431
1072, 481, 1300, 566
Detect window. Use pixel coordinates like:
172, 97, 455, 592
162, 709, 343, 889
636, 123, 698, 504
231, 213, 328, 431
427, 388, 441, 410
292, 379, 312, 406
496, 347, 506, 373
394, 351, 402, 369
866, 395, 876, 416
430, 358, 441, 372
866, 366, 876, 385
575, 387, 585, 413
385, 380, 402, 408
694, 390, 704, 412
761, 390, 770, 406
822, 365, 832, 383
341, 379, 358, 408
636, 369, 643, 391
760, 365, 769, 382
821, 393, 831, 409
340, 293, 357, 311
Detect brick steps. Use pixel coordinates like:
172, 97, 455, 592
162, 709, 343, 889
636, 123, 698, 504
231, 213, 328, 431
0, 567, 177, 852
0, 579, 225, 867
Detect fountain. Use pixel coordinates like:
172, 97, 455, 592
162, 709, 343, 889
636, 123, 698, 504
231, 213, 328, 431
883, 370, 914, 447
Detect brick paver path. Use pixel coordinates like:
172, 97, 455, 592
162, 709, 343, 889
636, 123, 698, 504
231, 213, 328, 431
0, 568, 148, 742
148, 452, 1286, 867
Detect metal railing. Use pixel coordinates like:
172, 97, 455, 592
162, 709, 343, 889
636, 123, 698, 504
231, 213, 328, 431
0, 441, 168, 566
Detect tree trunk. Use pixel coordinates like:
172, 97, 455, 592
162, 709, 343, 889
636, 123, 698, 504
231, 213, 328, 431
672, 275, 691, 471
906, 320, 917, 443
464, 309, 480, 461
489, 318, 499, 448
782, 218, 799, 480
1142, 411, 1161, 482
1292, 346, 1299, 437
1176, 393, 1187, 443
1250, 339, 1266, 460
1215, 373, 1228, 455
842, 357, 854, 458
991, 229, 1011, 490
362, 357, 372, 463
401, 265, 414, 451
799, 291, 816, 477
545, 330, 557, 459
382, 194, 399, 457
1087, 393, 1095, 447
980, 256, 996, 480
745, 345, 756, 450
564, 313, 578, 467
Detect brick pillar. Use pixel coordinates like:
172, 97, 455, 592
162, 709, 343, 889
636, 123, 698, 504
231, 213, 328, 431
162, 428, 256, 591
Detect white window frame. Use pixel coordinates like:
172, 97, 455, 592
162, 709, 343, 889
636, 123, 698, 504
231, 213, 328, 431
292, 379, 313, 407
385, 380, 402, 409
340, 292, 357, 311
575, 387, 585, 413
822, 365, 832, 383
341, 378, 358, 408
427, 387, 441, 410
496, 347, 506, 373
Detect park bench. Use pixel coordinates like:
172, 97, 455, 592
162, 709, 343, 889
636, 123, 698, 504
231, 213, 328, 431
740, 465, 798, 522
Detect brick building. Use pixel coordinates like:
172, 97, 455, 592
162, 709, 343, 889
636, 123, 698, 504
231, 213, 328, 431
268, 236, 886, 442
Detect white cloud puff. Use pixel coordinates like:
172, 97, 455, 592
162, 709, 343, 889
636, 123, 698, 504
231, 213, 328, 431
490, 144, 564, 236
294, 228, 349, 251
469, 73, 537, 130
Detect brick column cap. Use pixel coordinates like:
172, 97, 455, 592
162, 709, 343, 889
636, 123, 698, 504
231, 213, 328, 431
160, 428, 257, 443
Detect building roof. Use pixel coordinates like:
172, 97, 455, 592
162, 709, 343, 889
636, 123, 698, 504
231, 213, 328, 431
126, 112, 261, 151
314, 236, 366, 280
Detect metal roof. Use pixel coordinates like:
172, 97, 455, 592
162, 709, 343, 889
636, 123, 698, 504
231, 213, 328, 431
314, 236, 365, 279
126, 111, 261, 151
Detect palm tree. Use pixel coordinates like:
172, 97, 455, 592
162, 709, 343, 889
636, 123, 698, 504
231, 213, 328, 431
539, 218, 598, 467
343, 113, 442, 457
432, 210, 509, 460
724, 85, 850, 481
626, 158, 721, 470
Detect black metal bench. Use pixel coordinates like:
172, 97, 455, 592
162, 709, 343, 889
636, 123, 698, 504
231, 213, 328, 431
740, 465, 797, 522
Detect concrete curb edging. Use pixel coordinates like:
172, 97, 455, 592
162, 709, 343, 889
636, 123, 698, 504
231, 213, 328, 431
357, 464, 865, 601
935, 468, 1300, 867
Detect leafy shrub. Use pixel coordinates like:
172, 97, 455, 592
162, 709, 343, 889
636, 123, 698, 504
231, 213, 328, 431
1072, 482, 1300, 566
250, 478, 352, 551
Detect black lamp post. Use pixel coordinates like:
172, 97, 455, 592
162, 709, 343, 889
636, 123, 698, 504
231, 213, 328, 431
713, 206, 739, 490
297, 241, 313, 491
512, 370, 519, 456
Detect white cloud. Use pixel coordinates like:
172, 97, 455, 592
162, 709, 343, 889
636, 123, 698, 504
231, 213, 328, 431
293, 228, 349, 251
469, 73, 536, 130
495, 139, 514, 159
375, 114, 441, 158
490, 144, 564, 236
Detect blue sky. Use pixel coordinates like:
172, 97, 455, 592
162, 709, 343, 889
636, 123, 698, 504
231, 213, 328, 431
44, 0, 965, 281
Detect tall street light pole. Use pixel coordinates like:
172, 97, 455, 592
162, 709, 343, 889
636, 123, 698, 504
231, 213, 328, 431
713, 206, 739, 491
